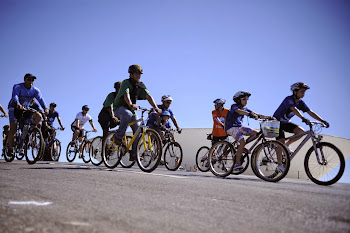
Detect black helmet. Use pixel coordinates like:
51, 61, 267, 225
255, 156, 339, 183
3, 125, 9, 130
50, 102, 57, 107
233, 91, 251, 103
128, 64, 143, 74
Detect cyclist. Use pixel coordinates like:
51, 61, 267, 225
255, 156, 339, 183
147, 110, 172, 144
7, 73, 49, 157
2, 125, 9, 156
42, 102, 65, 139
155, 95, 181, 133
273, 82, 329, 170
112, 64, 161, 161
0, 104, 9, 117
225, 91, 269, 171
71, 105, 97, 143
98, 82, 121, 138
212, 98, 229, 145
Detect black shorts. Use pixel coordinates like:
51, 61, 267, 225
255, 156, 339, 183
98, 108, 119, 130
71, 126, 83, 138
212, 136, 227, 146
276, 122, 298, 140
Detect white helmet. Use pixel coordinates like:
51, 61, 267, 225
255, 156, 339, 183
233, 91, 251, 103
161, 95, 173, 102
290, 82, 310, 91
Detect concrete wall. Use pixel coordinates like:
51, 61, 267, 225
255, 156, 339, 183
174, 128, 350, 179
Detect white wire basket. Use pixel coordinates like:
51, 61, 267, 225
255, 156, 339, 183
260, 120, 280, 138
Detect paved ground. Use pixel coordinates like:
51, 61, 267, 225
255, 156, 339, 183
0, 160, 349, 233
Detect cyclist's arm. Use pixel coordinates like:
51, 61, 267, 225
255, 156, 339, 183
57, 116, 64, 129
171, 116, 180, 129
290, 106, 305, 120
0, 104, 8, 117
75, 119, 80, 128
124, 93, 138, 110
89, 120, 97, 131
146, 94, 161, 114
34, 89, 48, 113
306, 110, 324, 122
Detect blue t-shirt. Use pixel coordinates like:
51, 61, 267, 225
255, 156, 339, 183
273, 95, 310, 123
147, 113, 171, 129
158, 104, 174, 117
47, 111, 59, 126
225, 104, 252, 129
8, 83, 47, 110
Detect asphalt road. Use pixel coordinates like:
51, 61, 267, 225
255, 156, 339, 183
0, 160, 349, 233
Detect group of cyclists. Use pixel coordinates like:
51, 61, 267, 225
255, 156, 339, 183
1, 66, 329, 177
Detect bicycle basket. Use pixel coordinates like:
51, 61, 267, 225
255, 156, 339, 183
260, 120, 280, 138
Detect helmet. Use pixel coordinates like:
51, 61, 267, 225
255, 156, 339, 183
161, 95, 173, 102
213, 98, 226, 105
114, 81, 122, 89
82, 105, 90, 110
128, 64, 143, 74
3, 125, 9, 130
233, 91, 251, 103
161, 110, 171, 117
291, 82, 310, 91
50, 102, 57, 107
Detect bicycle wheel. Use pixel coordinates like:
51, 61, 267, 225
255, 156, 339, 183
304, 142, 345, 186
231, 151, 249, 175
195, 146, 210, 172
50, 139, 61, 161
3, 137, 15, 162
120, 136, 135, 168
90, 136, 103, 166
102, 132, 122, 169
251, 140, 290, 182
209, 141, 235, 177
25, 127, 44, 164
82, 140, 91, 163
66, 141, 77, 162
164, 142, 183, 171
136, 128, 162, 173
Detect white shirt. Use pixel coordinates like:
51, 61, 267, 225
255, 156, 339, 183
72, 112, 92, 128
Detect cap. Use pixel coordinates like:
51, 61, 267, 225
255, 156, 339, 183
24, 73, 37, 80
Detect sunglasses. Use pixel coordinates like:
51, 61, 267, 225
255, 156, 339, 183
83, 108, 90, 111
26, 78, 35, 81
165, 101, 172, 104
241, 97, 249, 100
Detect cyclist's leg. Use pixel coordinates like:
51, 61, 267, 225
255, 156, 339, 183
114, 107, 134, 140
98, 110, 111, 139
7, 108, 17, 150
32, 111, 42, 128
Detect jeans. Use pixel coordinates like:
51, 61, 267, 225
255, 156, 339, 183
114, 106, 140, 155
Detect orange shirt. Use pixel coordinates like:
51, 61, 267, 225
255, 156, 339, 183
212, 108, 229, 137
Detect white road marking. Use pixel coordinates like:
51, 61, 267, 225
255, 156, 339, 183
9, 201, 52, 206
63, 222, 90, 226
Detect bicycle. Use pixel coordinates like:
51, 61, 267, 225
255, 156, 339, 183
195, 134, 212, 172
66, 129, 95, 163
102, 107, 162, 172
209, 119, 290, 182
270, 121, 345, 186
162, 128, 183, 171
3, 108, 45, 164
42, 126, 64, 161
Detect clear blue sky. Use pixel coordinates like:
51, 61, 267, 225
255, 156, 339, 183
1, 0, 349, 166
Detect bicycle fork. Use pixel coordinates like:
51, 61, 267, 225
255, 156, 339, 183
311, 134, 327, 165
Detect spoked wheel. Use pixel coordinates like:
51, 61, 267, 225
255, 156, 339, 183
136, 129, 162, 173
66, 141, 77, 162
304, 142, 345, 186
15, 145, 25, 160
164, 142, 183, 171
82, 141, 91, 163
209, 141, 235, 177
195, 146, 210, 172
3, 137, 14, 162
25, 127, 44, 164
102, 132, 122, 169
50, 139, 61, 162
90, 136, 103, 166
231, 151, 249, 175
251, 140, 290, 182
120, 136, 135, 168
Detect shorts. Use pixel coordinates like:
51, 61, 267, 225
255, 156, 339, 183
71, 126, 83, 138
226, 126, 254, 141
212, 136, 227, 146
276, 122, 298, 140
8, 108, 33, 124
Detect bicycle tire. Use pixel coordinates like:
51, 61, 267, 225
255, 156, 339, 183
136, 128, 162, 173
251, 140, 290, 182
164, 142, 183, 171
102, 132, 122, 169
90, 136, 103, 166
209, 141, 235, 177
66, 141, 77, 162
25, 127, 44, 164
50, 139, 61, 162
16, 150, 24, 160
231, 152, 249, 175
3, 137, 15, 162
120, 136, 135, 168
304, 142, 345, 186
195, 146, 210, 172
82, 140, 91, 163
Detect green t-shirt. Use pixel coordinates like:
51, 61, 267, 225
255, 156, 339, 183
113, 79, 150, 114
103, 92, 116, 108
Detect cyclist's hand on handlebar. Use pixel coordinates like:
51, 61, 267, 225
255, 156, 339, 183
302, 117, 310, 125
16, 103, 23, 110
93, 129, 98, 132
267, 116, 276, 120
321, 120, 330, 128
248, 112, 258, 120
60, 127, 65, 131
155, 107, 162, 115
177, 128, 182, 134
44, 109, 49, 115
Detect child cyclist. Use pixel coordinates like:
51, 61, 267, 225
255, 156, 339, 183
147, 110, 172, 144
225, 91, 270, 171
212, 98, 229, 145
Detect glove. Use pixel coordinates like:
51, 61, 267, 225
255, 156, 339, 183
248, 112, 258, 119
177, 128, 182, 134
321, 120, 330, 128
301, 117, 310, 125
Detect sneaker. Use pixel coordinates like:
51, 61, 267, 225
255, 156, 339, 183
129, 151, 136, 161
159, 159, 165, 165
233, 164, 243, 171
286, 146, 294, 155
276, 164, 285, 173
111, 135, 123, 145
